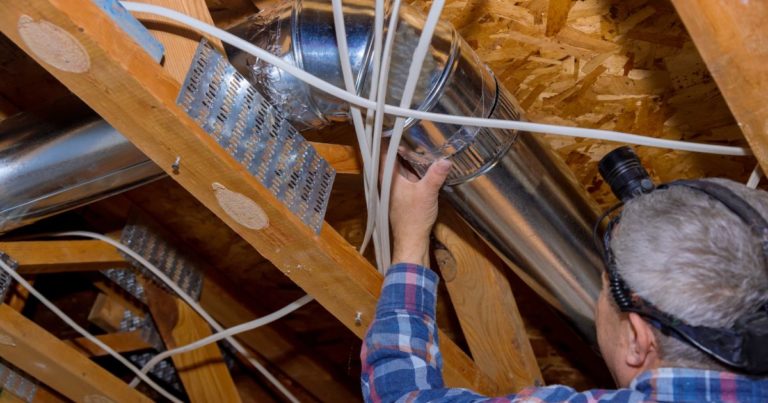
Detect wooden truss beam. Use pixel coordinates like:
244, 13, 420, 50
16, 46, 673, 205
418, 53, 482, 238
0, 240, 128, 274
0, 0, 496, 393
145, 283, 242, 403
66, 330, 152, 357
6, 282, 32, 312
0, 304, 152, 402
670, 1, 768, 172
434, 207, 542, 392
88, 292, 140, 332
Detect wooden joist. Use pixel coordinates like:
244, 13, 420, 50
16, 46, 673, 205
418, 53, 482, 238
0, 0, 497, 393
6, 282, 31, 312
87, 292, 140, 332
0, 240, 128, 274
145, 283, 242, 403
0, 304, 152, 402
434, 208, 543, 392
669, 0, 768, 172
66, 330, 152, 357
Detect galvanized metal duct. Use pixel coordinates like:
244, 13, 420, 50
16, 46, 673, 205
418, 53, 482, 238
226, 0, 603, 340
0, 100, 164, 233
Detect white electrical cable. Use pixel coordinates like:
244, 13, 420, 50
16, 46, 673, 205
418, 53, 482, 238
358, 0, 387, 262
0, 259, 182, 403
137, 294, 314, 379
331, 0, 380, 261
747, 164, 763, 189
364, 0, 386, 148
45, 232, 301, 403
119, 2, 752, 158
367, 0, 404, 271
330, 0, 370, 157
378, 0, 447, 268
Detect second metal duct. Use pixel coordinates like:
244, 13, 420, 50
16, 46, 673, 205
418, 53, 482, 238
226, 0, 603, 340
0, 100, 164, 233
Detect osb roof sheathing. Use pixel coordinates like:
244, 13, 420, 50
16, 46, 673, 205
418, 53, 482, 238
411, 0, 755, 209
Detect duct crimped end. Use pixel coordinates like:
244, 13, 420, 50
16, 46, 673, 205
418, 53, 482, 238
404, 85, 522, 185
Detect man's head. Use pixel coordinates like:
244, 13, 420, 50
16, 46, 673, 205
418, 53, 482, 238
595, 178, 768, 387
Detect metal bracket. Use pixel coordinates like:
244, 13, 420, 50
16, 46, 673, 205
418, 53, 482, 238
177, 40, 335, 233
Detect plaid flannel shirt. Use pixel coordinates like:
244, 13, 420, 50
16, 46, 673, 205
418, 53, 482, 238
361, 263, 768, 402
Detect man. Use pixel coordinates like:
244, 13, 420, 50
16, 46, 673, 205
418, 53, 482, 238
361, 159, 768, 402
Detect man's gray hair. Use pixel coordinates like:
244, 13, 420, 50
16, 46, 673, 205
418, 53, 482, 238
612, 178, 768, 372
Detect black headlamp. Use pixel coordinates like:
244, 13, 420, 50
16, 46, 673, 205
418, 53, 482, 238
596, 146, 768, 375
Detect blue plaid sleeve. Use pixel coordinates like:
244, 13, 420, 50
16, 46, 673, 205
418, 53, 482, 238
360, 263, 650, 403
361, 263, 497, 402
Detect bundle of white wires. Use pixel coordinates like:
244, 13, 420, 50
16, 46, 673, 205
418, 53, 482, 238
2, 2, 754, 401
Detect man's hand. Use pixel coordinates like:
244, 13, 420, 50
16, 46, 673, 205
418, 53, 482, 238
389, 157, 452, 267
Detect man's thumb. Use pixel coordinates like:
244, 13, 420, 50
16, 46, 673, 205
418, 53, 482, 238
422, 159, 452, 192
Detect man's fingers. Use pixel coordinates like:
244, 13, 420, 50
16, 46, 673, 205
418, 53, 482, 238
421, 159, 452, 193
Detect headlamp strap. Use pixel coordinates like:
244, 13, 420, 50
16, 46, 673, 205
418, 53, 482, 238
627, 296, 768, 373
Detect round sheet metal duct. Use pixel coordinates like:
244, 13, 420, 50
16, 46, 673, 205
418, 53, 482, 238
0, 101, 164, 233
226, 0, 603, 340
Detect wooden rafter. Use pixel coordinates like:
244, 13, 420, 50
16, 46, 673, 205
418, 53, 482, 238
145, 283, 242, 403
669, 0, 768, 172
0, 0, 496, 393
434, 207, 542, 392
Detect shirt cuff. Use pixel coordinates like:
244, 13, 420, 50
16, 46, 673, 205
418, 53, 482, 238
376, 263, 440, 320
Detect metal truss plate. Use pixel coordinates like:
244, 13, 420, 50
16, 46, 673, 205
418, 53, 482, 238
0, 358, 37, 402
119, 218, 204, 301
177, 40, 335, 233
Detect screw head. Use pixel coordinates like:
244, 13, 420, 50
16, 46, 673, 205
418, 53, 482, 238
171, 156, 181, 174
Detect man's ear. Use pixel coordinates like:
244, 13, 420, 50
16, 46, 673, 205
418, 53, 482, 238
625, 313, 658, 367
